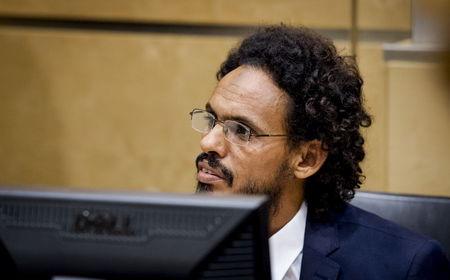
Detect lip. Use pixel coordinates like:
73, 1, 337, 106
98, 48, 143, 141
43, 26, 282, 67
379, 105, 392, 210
197, 161, 225, 184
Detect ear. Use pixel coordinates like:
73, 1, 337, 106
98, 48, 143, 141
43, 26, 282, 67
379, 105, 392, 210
290, 140, 328, 179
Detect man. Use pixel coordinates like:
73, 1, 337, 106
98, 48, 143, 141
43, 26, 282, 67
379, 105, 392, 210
191, 25, 449, 280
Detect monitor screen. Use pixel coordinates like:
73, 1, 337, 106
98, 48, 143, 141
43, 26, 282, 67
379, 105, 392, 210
0, 187, 271, 280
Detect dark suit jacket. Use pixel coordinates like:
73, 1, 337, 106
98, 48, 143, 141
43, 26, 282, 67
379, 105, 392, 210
300, 203, 450, 280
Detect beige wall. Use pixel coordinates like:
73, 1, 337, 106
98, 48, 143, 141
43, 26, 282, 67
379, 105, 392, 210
387, 61, 449, 196
0, 26, 237, 192
0, 0, 448, 197
357, 42, 389, 191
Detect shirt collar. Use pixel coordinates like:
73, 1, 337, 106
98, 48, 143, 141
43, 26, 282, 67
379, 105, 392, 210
269, 202, 307, 280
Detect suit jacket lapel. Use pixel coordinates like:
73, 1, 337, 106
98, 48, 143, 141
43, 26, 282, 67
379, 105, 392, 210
300, 217, 341, 280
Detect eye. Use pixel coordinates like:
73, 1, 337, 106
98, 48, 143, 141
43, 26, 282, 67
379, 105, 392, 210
235, 123, 249, 135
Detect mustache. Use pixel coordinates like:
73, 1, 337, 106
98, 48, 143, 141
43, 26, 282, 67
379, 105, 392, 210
195, 152, 234, 187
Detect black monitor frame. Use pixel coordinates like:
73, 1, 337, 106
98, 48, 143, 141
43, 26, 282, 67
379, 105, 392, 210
0, 188, 271, 280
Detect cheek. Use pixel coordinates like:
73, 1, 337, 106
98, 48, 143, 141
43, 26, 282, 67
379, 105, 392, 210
230, 144, 288, 182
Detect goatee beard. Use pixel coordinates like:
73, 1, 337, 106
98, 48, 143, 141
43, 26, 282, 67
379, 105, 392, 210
195, 153, 290, 216
195, 152, 234, 192
196, 183, 212, 193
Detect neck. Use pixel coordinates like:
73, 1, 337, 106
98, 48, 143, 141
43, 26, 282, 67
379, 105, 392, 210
268, 182, 304, 236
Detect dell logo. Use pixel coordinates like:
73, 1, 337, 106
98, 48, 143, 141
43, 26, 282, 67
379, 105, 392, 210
73, 209, 135, 236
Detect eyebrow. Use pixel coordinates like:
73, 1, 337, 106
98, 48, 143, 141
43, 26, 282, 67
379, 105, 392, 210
205, 102, 262, 132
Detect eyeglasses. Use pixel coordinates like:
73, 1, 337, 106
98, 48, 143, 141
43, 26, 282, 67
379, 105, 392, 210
189, 109, 287, 146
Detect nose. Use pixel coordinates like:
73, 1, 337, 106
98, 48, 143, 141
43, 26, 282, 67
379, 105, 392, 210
199, 124, 227, 158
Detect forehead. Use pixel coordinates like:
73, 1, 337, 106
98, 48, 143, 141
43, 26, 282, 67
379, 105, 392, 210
208, 66, 289, 131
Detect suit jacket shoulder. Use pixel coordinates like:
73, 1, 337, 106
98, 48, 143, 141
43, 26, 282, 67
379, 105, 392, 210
301, 203, 450, 280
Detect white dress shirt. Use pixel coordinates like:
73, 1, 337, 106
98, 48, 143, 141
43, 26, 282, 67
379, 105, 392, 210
269, 202, 307, 280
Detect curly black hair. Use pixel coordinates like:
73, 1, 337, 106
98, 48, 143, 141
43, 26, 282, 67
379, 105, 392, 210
217, 25, 372, 219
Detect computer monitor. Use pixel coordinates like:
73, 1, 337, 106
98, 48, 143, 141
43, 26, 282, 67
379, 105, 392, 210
0, 187, 271, 280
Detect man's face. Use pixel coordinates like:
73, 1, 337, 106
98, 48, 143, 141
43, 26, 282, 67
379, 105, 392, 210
195, 66, 296, 209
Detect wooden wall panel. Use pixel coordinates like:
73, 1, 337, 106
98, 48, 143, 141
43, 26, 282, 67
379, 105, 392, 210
0, 0, 351, 29
0, 0, 412, 31
358, 0, 411, 31
0, 26, 238, 192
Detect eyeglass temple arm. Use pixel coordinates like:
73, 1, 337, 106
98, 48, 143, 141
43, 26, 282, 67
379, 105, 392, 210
254, 134, 287, 138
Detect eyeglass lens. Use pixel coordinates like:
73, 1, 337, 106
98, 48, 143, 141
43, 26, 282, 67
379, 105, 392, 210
191, 110, 251, 145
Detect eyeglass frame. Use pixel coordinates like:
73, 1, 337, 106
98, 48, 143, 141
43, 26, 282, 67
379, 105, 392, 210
189, 108, 287, 145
